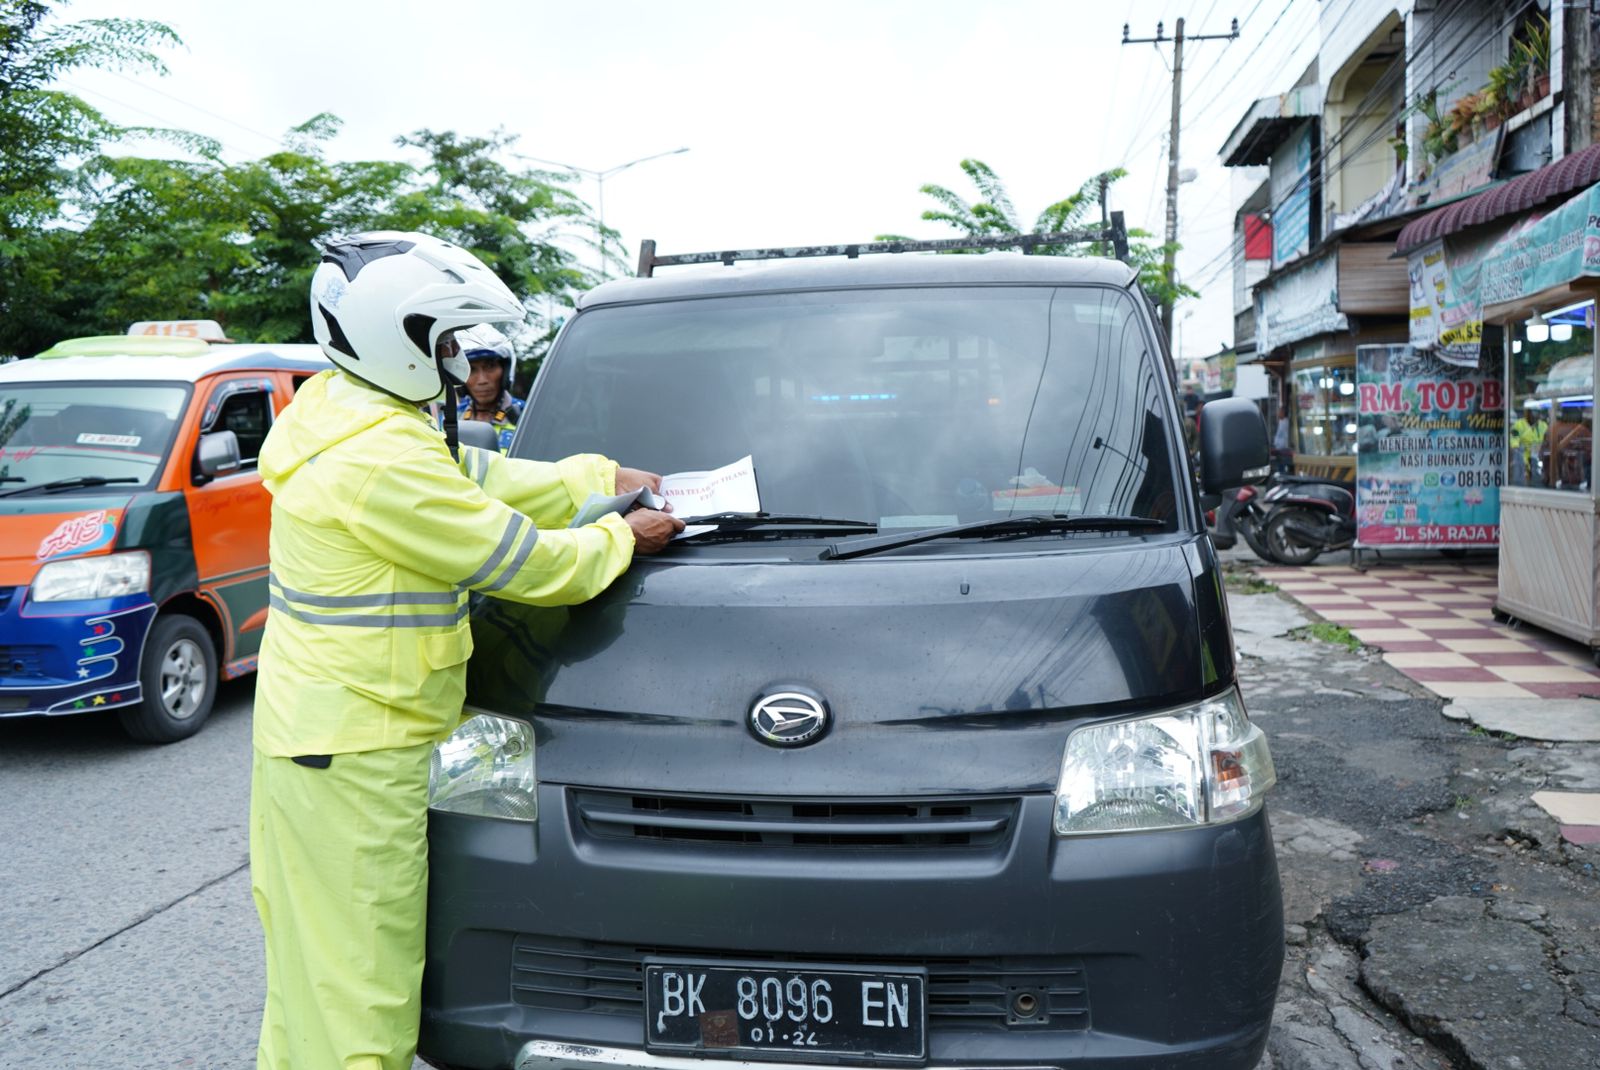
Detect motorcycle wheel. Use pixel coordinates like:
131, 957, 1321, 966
1237, 511, 1279, 564
1265, 506, 1324, 566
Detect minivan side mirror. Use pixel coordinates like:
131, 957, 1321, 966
454, 419, 502, 453
1198, 397, 1270, 494
196, 429, 242, 478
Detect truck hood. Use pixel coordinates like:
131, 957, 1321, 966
0, 494, 131, 587
467, 538, 1228, 796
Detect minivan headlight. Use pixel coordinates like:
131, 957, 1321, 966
428, 711, 538, 821
1054, 689, 1275, 835
32, 551, 150, 602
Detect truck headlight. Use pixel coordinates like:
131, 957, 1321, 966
32, 551, 151, 602
1054, 689, 1275, 835
428, 711, 538, 821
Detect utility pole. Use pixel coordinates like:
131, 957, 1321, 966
1123, 16, 1238, 347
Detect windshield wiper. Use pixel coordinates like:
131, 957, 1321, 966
0, 477, 24, 484
0, 476, 142, 499
820, 513, 1165, 561
675, 512, 877, 541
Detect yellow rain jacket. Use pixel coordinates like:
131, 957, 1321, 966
253, 368, 634, 757
250, 368, 634, 1070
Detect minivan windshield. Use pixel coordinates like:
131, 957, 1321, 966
519, 286, 1182, 537
0, 381, 189, 492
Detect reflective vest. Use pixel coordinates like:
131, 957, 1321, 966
455, 391, 523, 451
253, 370, 633, 756
1510, 416, 1548, 461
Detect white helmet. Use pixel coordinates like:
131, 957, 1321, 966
309, 231, 524, 404
455, 323, 517, 391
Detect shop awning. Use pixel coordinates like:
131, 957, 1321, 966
1396, 143, 1600, 253
1220, 85, 1322, 167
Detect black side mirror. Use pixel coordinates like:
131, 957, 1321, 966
1198, 397, 1270, 494
196, 430, 241, 480
454, 419, 502, 453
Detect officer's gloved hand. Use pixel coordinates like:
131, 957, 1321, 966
625, 509, 685, 553
616, 467, 666, 501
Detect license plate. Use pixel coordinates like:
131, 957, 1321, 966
645, 960, 927, 1061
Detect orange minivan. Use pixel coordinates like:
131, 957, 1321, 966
0, 328, 327, 741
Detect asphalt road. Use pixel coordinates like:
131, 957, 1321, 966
0, 680, 261, 1068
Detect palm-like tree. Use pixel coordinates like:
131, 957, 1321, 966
881, 159, 1195, 307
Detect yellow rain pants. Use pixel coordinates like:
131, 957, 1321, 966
250, 742, 434, 1070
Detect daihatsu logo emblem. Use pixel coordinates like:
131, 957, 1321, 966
749, 691, 829, 747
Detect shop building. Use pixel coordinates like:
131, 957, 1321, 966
1220, 0, 1588, 482
1398, 145, 1600, 652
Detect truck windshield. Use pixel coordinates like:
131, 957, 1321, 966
0, 381, 189, 492
519, 286, 1181, 536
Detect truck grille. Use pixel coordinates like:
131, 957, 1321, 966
511, 935, 1089, 1032
0, 645, 49, 678
572, 791, 1017, 849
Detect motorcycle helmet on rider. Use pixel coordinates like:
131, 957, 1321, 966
308, 230, 524, 457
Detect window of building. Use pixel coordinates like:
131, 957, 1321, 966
1292, 358, 1358, 457
1508, 301, 1594, 492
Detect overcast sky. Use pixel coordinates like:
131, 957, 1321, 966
57, 0, 1320, 365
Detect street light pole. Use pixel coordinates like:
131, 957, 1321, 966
512, 147, 689, 278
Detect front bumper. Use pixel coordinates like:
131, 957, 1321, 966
420, 787, 1283, 1070
0, 588, 154, 717
516, 1041, 1059, 1070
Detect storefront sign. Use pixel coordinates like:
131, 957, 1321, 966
1481, 184, 1600, 307
1255, 251, 1348, 353
1272, 126, 1313, 267
1406, 226, 1507, 368
1406, 130, 1503, 210
1355, 344, 1503, 548
1202, 352, 1237, 394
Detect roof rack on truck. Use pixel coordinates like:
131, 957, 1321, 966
636, 212, 1129, 277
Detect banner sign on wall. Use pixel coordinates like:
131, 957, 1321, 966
1355, 344, 1503, 547
1255, 251, 1348, 353
1405, 225, 1512, 369
1272, 125, 1313, 267
1481, 184, 1600, 306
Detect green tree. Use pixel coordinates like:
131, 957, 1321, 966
880, 159, 1197, 309
0, 0, 181, 353
6, 111, 602, 364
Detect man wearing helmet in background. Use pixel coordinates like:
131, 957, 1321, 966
453, 322, 523, 451
249, 230, 683, 1070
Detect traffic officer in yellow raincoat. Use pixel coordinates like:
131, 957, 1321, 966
249, 231, 683, 1070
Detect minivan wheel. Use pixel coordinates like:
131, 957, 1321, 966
1264, 506, 1324, 566
120, 614, 218, 743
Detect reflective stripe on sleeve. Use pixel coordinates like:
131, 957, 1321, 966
465, 446, 489, 487
460, 512, 526, 589
482, 522, 540, 592
267, 594, 469, 628
267, 574, 461, 609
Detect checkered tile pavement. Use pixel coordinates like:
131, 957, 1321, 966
1253, 563, 1600, 701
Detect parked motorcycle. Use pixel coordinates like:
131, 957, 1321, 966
1211, 483, 1276, 562
1261, 476, 1356, 566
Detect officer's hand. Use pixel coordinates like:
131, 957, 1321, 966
624, 508, 685, 554
616, 467, 664, 500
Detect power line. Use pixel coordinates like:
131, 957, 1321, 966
56, 78, 254, 158
1184, 0, 1308, 128
1186, 1, 1520, 297
105, 70, 288, 152
1120, 0, 1314, 175
1181, 0, 1271, 113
